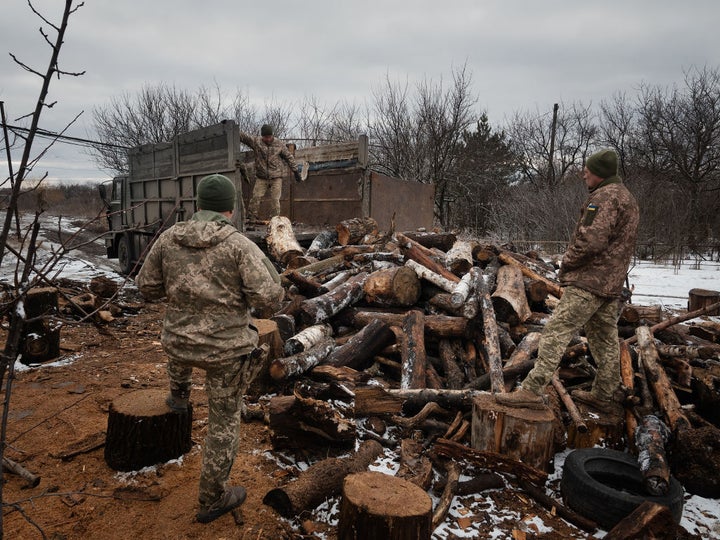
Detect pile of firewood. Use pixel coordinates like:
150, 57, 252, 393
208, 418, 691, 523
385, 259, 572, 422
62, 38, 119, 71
252, 215, 720, 536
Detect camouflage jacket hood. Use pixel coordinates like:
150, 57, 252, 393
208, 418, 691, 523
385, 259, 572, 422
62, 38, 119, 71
238, 132, 298, 180
135, 210, 284, 362
558, 178, 639, 298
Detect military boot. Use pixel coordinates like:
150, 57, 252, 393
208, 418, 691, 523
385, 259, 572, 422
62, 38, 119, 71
165, 386, 190, 413
571, 389, 621, 414
494, 387, 548, 410
196, 486, 247, 524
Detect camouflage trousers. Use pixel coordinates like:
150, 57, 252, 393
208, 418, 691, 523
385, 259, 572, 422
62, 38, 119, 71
522, 286, 621, 400
247, 177, 282, 221
167, 355, 246, 508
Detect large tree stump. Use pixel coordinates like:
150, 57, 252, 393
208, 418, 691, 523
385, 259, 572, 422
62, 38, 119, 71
105, 389, 192, 471
688, 288, 720, 315
566, 404, 625, 449
338, 471, 432, 540
471, 393, 555, 472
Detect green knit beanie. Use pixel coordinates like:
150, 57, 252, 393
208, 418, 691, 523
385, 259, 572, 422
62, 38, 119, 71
197, 174, 236, 212
261, 124, 273, 137
586, 149, 618, 179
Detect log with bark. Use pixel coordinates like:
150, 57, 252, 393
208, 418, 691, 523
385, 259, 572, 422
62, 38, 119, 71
266, 215, 305, 267
444, 240, 473, 276
363, 265, 421, 307
604, 501, 677, 540
284, 323, 334, 356
336, 217, 379, 246
345, 309, 474, 339
263, 439, 383, 517
268, 392, 356, 448
396, 438, 433, 489
400, 310, 427, 389
551, 372, 587, 434
354, 387, 486, 417
396, 232, 460, 284
402, 231, 457, 252
491, 264, 532, 325
270, 336, 336, 381
405, 259, 458, 293
324, 318, 395, 370
298, 272, 368, 325
477, 272, 504, 394
635, 414, 671, 496
497, 251, 563, 299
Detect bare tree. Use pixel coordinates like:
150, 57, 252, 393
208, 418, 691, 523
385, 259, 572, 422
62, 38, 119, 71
506, 101, 598, 189
370, 63, 478, 225
1, 2, 86, 536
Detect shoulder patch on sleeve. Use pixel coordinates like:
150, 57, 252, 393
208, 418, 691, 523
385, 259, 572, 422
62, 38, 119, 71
582, 203, 599, 226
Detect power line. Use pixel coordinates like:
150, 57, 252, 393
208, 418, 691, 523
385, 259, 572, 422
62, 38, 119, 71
0, 122, 129, 150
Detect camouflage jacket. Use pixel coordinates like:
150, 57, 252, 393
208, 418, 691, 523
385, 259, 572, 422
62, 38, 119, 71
559, 177, 639, 298
238, 133, 298, 180
135, 210, 284, 362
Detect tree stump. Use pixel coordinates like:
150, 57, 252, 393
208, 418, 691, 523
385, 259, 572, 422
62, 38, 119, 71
105, 389, 192, 471
20, 287, 61, 364
688, 288, 720, 316
566, 404, 625, 449
338, 471, 432, 540
471, 393, 555, 472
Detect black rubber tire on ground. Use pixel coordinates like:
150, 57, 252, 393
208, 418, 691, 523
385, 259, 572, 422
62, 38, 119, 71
560, 448, 684, 530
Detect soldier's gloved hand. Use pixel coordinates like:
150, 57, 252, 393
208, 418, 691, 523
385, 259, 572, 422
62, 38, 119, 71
293, 170, 302, 183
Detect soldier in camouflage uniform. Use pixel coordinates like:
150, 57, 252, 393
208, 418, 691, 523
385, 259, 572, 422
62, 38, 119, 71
496, 149, 639, 412
239, 124, 301, 223
136, 174, 284, 523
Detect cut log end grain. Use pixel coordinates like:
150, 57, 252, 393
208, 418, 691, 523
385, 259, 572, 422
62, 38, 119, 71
342, 471, 432, 516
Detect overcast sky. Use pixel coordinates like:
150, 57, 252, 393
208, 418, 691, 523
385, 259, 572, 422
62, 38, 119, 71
2, 0, 719, 184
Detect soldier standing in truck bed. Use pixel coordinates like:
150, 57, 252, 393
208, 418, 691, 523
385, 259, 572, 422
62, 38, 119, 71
239, 124, 301, 224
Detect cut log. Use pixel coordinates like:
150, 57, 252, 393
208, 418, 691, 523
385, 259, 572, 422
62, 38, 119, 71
324, 318, 395, 370
104, 389, 192, 471
566, 403, 625, 449
491, 264, 532, 325
299, 272, 368, 325
449, 272, 473, 309
439, 339, 466, 390
477, 272, 504, 394
471, 393, 555, 472
285, 270, 323, 297
405, 259, 457, 293
635, 414, 671, 496
604, 501, 677, 540
319, 270, 353, 293
338, 471, 432, 540
620, 304, 664, 325
396, 232, 460, 284
433, 437, 548, 485
636, 326, 691, 432
284, 323, 333, 356
345, 309, 472, 338
306, 229, 338, 255
269, 336, 336, 380
266, 215, 304, 266
497, 251, 563, 299
264, 440, 383, 517
688, 288, 720, 315
268, 393, 356, 448
354, 387, 486, 417
445, 240, 474, 276
551, 372, 587, 434
336, 217, 379, 246
524, 278, 549, 304
402, 231, 456, 252
624, 301, 720, 345
620, 340, 639, 452
401, 310, 426, 390
310, 364, 371, 385
363, 265, 421, 307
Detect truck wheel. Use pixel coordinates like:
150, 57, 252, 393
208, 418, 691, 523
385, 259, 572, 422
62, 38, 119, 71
117, 236, 134, 275
560, 448, 684, 530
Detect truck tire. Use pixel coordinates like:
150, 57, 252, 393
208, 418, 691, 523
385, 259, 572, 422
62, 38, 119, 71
560, 448, 684, 530
117, 236, 134, 275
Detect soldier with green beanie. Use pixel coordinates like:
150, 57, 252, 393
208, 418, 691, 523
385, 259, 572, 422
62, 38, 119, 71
136, 173, 284, 523
496, 148, 639, 413
239, 124, 302, 225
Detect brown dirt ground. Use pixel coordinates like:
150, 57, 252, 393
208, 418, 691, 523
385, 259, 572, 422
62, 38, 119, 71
1, 279, 705, 540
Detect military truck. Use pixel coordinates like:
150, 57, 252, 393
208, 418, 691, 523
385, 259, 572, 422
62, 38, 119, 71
100, 120, 435, 274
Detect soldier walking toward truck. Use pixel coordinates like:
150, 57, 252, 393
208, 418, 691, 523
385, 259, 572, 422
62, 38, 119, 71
136, 174, 284, 523
240, 124, 302, 225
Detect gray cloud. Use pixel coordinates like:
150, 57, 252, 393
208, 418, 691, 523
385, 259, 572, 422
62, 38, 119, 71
1, 0, 719, 182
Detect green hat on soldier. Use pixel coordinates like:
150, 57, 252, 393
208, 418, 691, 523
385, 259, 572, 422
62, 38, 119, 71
586, 149, 618, 179
197, 174, 235, 212
261, 124, 273, 137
